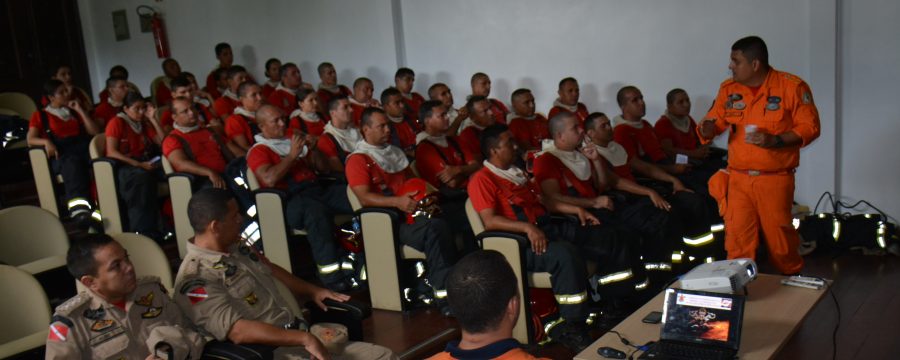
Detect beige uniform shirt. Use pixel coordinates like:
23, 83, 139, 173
45, 276, 205, 360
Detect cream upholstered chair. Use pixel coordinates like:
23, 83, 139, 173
0, 206, 69, 275
162, 155, 195, 258
74, 233, 174, 294
346, 186, 426, 312
28, 145, 63, 217
0, 92, 37, 119
0, 264, 52, 358
88, 134, 124, 233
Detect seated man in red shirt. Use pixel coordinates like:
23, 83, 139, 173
45, 65, 93, 113
267, 62, 303, 115
456, 96, 496, 163
316, 62, 353, 117
507, 88, 550, 152
394, 67, 426, 120
247, 104, 357, 291
348, 77, 380, 126
428, 82, 469, 136
93, 76, 128, 126
428, 251, 550, 360
261, 57, 281, 98
613, 86, 687, 176
152, 58, 181, 107
347, 108, 458, 314
468, 124, 642, 352
380, 87, 420, 156
548, 77, 589, 124
27, 79, 102, 226
317, 97, 362, 176
534, 113, 679, 281
212, 65, 249, 118
98, 65, 140, 104
205, 42, 234, 96
162, 97, 232, 189
289, 88, 326, 137
415, 100, 481, 253
105, 91, 166, 238
470, 72, 508, 125
585, 112, 722, 264
655, 88, 727, 172
224, 82, 264, 157
159, 74, 220, 134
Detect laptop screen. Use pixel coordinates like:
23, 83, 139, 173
660, 288, 745, 350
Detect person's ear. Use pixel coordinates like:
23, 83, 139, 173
81, 275, 97, 292
751, 59, 761, 72
207, 218, 219, 236
506, 295, 520, 322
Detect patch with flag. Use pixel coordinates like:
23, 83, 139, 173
47, 316, 72, 342
180, 279, 209, 305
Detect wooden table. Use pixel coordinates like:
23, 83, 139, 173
575, 274, 830, 360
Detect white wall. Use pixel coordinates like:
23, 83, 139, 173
77, 0, 898, 219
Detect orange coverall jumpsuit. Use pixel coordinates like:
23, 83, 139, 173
700, 68, 820, 274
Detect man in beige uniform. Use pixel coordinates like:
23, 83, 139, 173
174, 188, 396, 360
46, 234, 205, 359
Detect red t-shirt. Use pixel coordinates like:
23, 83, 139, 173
261, 82, 277, 99
154, 82, 172, 106
599, 149, 635, 181
162, 129, 227, 174
267, 88, 297, 115
389, 117, 419, 151
246, 145, 317, 189
489, 99, 509, 125
160, 103, 215, 129
105, 116, 158, 159
414, 138, 474, 188
213, 96, 241, 118
613, 120, 667, 162
350, 103, 367, 127
508, 114, 550, 149
346, 154, 411, 196
654, 115, 699, 151
29, 110, 84, 139
457, 126, 483, 161
467, 167, 546, 223
402, 92, 426, 120
92, 102, 120, 126
532, 152, 599, 198
289, 115, 326, 136
547, 103, 589, 124
316, 133, 348, 162
224, 114, 257, 147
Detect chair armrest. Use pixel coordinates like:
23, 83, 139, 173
476, 231, 529, 248
91, 156, 119, 168
166, 171, 196, 182
353, 207, 402, 223
253, 187, 288, 200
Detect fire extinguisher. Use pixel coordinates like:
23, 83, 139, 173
137, 6, 170, 59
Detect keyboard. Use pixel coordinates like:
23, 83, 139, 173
648, 341, 735, 360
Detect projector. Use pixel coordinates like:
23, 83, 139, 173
678, 258, 758, 294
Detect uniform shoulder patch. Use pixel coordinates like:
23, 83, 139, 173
179, 278, 209, 305
48, 315, 73, 342
781, 72, 803, 85
54, 292, 91, 316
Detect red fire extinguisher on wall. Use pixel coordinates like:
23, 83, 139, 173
137, 6, 170, 59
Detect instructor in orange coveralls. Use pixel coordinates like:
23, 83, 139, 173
699, 36, 820, 274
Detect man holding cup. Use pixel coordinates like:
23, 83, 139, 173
698, 36, 820, 274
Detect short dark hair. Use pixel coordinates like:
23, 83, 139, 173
470, 72, 489, 85
353, 77, 372, 89
427, 82, 448, 100
212, 67, 228, 81
123, 91, 145, 107
105, 76, 127, 90
43, 79, 64, 97
226, 65, 247, 80
731, 36, 769, 67
328, 96, 348, 112
317, 62, 334, 76
161, 58, 178, 71
558, 77, 577, 90
66, 234, 115, 280
616, 85, 640, 107
447, 250, 518, 334
295, 88, 316, 105
215, 42, 231, 57
237, 81, 258, 98
380, 87, 402, 107
188, 188, 234, 233
109, 65, 128, 78
279, 62, 298, 79
395, 67, 415, 80
466, 95, 489, 115
360, 107, 386, 128
584, 112, 608, 130
510, 88, 531, 104
170, 74, 193, 91
666, 88, 687, 106
418, 100, 443, 126
480, 124, 509, 160
265, 58, 281, 71
548, 112, 576, 138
